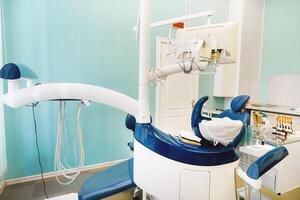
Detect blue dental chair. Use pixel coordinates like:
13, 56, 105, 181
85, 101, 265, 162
79, 95, 251, 199
79, 95, 288, 200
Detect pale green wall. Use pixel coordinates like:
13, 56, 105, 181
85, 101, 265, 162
260, 0, 300, 103
3, 0, 228, 179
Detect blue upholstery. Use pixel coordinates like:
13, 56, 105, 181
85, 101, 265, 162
247, 146, 288, 180
191, 96, 211, 141
230, 95, 250, 113
78, 159, 135, 200
218, 95, 250, 148
134, 123, 238, 166
191, 95, 250, 148
0, 63, 21, 80
78, 115, 137, 200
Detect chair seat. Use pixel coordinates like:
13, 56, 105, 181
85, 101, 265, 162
134, 124, 238, 166
78, 158, 135, 200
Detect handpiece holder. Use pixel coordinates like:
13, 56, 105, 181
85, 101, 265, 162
0, 63, 38, 93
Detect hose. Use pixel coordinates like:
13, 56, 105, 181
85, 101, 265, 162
54, 101, 85, 185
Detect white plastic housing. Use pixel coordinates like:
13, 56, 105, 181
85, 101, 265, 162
134, 139, 239, 200
7, 80, 20, 93
148, 61, 210, 81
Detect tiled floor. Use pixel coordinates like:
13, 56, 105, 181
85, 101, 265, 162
0, 171, 133, 200
1, 172, 300, 200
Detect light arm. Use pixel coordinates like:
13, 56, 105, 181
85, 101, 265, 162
148, 61, 212, 82
133, 11, 213, 31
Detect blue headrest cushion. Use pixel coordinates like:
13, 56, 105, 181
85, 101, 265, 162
231, 95, 250, 113
0, 63, 21, 80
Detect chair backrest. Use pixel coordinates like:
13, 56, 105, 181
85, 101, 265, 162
218, 95, 250, 148
191, 95, 250, 148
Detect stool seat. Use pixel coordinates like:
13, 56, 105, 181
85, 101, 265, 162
78, 159, 135, 200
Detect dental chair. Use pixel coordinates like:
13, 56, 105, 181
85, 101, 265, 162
79, 96, 288, 200
79, 96, 249, 200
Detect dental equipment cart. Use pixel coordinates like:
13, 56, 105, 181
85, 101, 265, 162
240, 105, 300, 197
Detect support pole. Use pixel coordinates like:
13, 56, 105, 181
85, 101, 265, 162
137, 0, 151, 123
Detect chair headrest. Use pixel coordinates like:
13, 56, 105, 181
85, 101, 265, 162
231, 95, 250, 113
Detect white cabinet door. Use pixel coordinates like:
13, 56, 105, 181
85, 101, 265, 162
155, 37, 199, 135
180, 170, 210, 200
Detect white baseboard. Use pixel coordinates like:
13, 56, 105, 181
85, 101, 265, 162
4, 158, 130, 186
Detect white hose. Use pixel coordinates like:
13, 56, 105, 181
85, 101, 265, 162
54, 101, 85, 185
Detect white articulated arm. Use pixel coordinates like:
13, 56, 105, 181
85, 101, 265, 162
148, 61, 211, 82
1, 83, 139, 117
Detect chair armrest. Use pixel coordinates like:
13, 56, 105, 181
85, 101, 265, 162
247, 146, 288, 180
